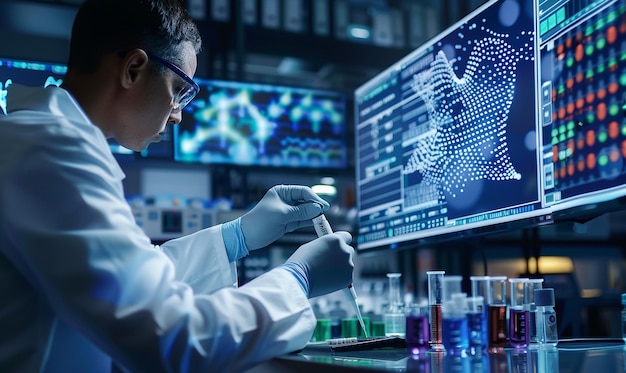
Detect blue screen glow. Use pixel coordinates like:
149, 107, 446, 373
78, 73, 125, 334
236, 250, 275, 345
174, 79, 348, 169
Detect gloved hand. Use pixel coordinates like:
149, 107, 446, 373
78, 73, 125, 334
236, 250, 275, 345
239, 185, 330, 251
283, 231, 354, 298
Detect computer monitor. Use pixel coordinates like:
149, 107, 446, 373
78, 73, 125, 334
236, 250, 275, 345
354, 0, 551, 251
0, 56, 66, 115
539, 0, 626, 221
173, 79, 348, 169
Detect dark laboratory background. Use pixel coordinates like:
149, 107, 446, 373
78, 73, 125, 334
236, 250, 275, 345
1, 0, 624, 341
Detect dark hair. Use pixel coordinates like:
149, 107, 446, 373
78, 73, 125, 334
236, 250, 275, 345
66, 0, 202, 74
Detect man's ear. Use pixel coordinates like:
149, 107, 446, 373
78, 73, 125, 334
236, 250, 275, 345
120, 49, 149, 89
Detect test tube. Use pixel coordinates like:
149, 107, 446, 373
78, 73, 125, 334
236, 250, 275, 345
508, 278, 530, 348
383, 273, 405, 337
442, 292, 469, 355
487, 276, 507, 352
470, 276, 490, 351
527, 278, 544, 345
467, 295, 485, 355
470, 276, 491, 303
405, 303, 430, 355
441, 275, 467, 355
442, 275, 463, 302
427, 270, 445, 351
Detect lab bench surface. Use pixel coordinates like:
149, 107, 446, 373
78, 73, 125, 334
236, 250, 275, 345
246, 339, 626, 372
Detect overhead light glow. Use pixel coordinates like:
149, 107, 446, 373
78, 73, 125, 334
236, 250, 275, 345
349, 26, 370, 39
320, 177, 336, 185
537, 256, 574, 273
312, 184, 337, 196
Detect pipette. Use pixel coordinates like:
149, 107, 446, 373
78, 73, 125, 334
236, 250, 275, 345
312, 213, 369, 338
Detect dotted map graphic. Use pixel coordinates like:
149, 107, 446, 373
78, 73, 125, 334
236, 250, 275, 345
405, 23, 534, 201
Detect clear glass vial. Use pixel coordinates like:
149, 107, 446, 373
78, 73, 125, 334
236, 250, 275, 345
535, 288, 558, 347
527, 278, 544, 345
383, 273, 405, 337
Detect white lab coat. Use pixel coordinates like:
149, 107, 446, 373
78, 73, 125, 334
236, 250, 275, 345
0, 85, 315, 372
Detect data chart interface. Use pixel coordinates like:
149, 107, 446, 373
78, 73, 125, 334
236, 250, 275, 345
540, 0, 626, 212
0, 57, 66, 115
355, 0, 546, 250
174, 79, 347, 169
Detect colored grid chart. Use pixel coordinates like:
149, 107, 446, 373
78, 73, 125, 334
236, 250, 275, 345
542, 1, 626, 204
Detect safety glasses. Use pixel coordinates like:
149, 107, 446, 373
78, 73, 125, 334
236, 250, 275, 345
146, 52, 199, 111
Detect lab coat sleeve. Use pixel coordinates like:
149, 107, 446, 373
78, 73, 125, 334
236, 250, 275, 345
0, 115, 315, 372
157, 226, 239, 294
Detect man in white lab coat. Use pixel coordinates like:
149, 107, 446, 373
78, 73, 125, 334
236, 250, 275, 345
0, 0, 355, 372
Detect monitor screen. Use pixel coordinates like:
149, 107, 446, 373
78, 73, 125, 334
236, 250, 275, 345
539, 0, 626, 219
0, 57, 66, 115
354, 0, 551, 251
174, 79, 348, 169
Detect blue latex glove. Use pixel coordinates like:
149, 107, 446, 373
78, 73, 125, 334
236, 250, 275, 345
240, 185, 330, 251
282, 231, 354, 298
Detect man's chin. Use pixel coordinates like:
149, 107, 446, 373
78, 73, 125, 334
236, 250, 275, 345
141, 136, 161, 149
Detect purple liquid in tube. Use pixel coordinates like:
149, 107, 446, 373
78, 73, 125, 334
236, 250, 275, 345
509, 308, 530, 348
406, 314, 430, 355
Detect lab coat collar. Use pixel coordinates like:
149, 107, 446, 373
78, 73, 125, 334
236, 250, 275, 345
6, 84, 126, 181
7, 84, 92, 126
